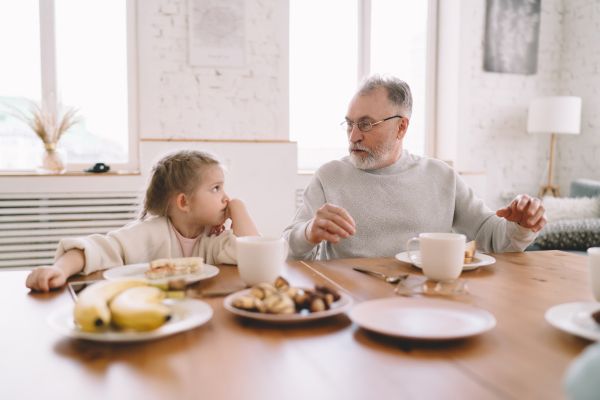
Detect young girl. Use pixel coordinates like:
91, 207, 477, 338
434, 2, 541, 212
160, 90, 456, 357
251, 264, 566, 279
26, 150, 259, 292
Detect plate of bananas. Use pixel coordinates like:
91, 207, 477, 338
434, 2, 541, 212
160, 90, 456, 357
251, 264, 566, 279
48, 279, 213, 342
223, 277, 353, 323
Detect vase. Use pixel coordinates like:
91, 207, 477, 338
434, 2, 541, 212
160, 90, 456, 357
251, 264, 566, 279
39, 143, 66, 173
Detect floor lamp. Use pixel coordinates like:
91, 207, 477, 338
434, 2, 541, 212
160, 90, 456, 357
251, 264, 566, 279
527, 96, 582, 197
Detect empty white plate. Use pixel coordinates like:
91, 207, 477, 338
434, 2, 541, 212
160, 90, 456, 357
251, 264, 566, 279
395, 251, 496, 271
349, 297, 496, 340
545, 302, 600, 341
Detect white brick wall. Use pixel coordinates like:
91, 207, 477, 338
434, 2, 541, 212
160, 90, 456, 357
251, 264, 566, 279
131, 0, 296, 236
453, 0, 563, 208
137, 0, 288, 140
452, 0, 599, 207
558, 0, 600, 195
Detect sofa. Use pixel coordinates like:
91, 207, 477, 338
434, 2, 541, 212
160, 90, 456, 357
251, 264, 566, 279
529, 179, 600, 251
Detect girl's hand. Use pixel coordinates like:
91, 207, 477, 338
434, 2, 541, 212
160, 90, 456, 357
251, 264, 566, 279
208, 201, 235, 236
208, 224, 226, 236
25, 266, 68, 292
224, 199, 259, 237
225, 199, 243, 216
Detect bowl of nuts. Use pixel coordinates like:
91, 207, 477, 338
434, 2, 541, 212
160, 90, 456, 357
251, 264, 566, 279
223, 277, 353, 323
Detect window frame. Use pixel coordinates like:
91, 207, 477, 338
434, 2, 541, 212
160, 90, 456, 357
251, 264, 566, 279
4, 0, 139, 173
292, 0, 439, 172
358, 0, 438, 158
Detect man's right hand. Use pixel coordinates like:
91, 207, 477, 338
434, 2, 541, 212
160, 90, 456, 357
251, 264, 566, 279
305, 203, 356, 244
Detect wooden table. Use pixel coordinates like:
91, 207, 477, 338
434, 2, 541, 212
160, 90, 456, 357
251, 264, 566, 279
0, 251, 595, 399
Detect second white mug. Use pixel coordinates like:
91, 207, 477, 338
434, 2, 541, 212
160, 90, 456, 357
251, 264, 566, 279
236, 236, 288, 286
406, 232, 466, 281
588, 247, 600, 301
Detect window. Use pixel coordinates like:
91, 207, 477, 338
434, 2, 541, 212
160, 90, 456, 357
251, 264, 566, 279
0, 0, 136, 171
289, 0, 434, 171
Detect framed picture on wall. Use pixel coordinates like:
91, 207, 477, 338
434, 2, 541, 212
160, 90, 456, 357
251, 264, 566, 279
483, 0, 541, 75
188, 0, 246, 67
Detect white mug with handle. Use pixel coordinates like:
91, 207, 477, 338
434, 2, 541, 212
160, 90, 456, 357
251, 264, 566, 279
588, 247, 600, 301
236, 236, 288, 286
406, 232, 466, 281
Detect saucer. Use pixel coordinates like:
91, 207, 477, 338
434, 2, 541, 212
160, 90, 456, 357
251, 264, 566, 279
395, 251, 496, 271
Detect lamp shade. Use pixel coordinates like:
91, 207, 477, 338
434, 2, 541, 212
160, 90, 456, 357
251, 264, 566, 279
527, 96, 582, 135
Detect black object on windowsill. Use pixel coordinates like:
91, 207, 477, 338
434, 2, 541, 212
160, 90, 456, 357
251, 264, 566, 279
85, 163, 110, 173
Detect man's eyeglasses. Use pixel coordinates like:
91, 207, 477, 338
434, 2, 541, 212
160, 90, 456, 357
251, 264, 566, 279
341, 115, 403, 133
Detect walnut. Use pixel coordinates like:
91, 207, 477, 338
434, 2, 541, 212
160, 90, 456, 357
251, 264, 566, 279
274, 276, 290, 291
288, 287, 302, 298
254, 298, 267, 313
250, 283, 277, 300
309, 296, 327, 312
315, 285, 341, 301
263, 293, 295, 314
233, 295, 258, 311
293, 289, 311, 310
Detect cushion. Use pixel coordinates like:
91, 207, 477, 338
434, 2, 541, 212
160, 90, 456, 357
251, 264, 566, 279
571, 179, 600, 198
542, 196, 600, 223
534, 218, 600, 250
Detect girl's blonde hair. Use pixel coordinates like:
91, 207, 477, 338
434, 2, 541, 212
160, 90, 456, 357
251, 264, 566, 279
140, 150, 220, 219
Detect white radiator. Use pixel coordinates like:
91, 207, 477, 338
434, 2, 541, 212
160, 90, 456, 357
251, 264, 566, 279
0, 192, 141, 269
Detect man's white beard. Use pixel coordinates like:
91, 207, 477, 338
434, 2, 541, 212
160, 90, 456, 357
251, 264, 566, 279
348, 142, 395, 170
349, 152, 378, 170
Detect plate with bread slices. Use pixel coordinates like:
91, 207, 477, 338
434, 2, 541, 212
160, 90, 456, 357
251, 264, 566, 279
103, 257, 219, 284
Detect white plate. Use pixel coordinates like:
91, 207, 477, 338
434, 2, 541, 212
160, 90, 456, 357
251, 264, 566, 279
103, 262, 220, 284
395, 251, 496, 271
545, 302, 600, 341
223, 288, 353, 323
47, 299, 213, 342
349, 297, 496, 340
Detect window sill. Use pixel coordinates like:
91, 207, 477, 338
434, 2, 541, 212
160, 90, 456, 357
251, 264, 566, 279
0, 169, 141, 177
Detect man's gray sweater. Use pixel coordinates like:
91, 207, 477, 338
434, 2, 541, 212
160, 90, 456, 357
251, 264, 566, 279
283, 151, 536, 260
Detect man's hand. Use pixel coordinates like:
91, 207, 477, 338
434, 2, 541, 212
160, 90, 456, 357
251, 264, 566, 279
496, 194, 546, 233
306, 203, 356, 244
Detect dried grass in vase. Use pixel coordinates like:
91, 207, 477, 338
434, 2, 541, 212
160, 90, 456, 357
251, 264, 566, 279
7, 101, 80, 151
2, 100, 81, 172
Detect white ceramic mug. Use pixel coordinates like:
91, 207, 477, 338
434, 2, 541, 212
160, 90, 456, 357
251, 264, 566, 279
236, 236, 288, 286
406, 233, 466, 281
587, 247, 600, 301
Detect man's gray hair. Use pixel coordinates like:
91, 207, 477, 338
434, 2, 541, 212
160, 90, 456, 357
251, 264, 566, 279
358, 75, 413, 118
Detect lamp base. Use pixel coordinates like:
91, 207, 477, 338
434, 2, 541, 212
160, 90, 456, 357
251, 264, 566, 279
539, 185, 560, 197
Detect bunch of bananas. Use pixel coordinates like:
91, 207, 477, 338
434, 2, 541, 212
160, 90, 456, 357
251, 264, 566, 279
74, 279, 172, 332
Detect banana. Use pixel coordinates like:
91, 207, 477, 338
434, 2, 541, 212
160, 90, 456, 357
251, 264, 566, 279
74, 279, 146, 332
109, 286, 171, 331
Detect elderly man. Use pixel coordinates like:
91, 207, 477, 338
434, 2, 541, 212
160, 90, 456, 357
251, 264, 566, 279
283, 75, 545, 260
